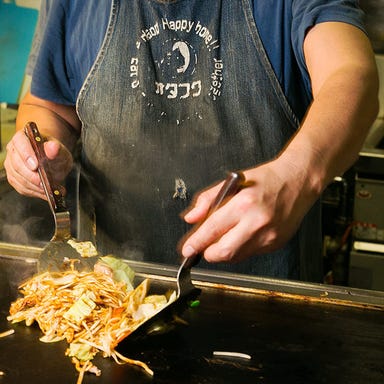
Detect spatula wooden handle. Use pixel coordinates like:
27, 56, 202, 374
24, 122, 67, 214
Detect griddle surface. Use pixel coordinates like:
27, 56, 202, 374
0, 256, 383, 384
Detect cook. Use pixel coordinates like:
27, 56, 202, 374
4, 0, 379, 282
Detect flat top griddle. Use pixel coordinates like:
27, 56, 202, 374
0, 244, 383, 384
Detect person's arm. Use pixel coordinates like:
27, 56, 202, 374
4, 90, 81, 200
16, 90, 81, 149
280, 21, 379, 192
181, 22, 379, 263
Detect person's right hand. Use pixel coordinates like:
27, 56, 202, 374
4, 129, 74, 201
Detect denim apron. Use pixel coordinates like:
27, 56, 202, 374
76, 0, 322, 281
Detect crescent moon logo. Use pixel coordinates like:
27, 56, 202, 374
172, 41, 190, 74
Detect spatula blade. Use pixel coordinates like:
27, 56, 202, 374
39, 242, 81, 272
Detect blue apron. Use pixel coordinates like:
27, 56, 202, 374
76, 0, 322, 281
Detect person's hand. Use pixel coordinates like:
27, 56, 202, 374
180, 158, 319, 264
4, 129, 74, 201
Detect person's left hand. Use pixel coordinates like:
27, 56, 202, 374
180, 158, 319, 264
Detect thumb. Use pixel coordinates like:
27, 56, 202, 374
43, 140, 62, 160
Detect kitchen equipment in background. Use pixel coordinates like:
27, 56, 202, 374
347, 54, 384, 291
349, 242, 384, 290
353, 177, 384, 243
349, 172, 384, 290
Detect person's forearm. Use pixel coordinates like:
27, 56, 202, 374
278, 22, 379, 197
280, 62, 379, 196
16, 90, 81, 151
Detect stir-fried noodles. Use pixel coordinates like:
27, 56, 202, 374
7, 257, 175, 384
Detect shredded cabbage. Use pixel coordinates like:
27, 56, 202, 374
63, 293, 96, 324
68, 343, 96, 362
100, 256, 135, 291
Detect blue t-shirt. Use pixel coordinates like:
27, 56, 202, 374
29, 0, 365, 121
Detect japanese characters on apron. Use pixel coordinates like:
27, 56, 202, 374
77, 0, 322, 281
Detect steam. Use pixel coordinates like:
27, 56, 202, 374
0, 186, 53, 245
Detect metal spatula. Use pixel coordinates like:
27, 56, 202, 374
24, 122, 98, 272
176, 170, 245, 299
129, 171, 245, 338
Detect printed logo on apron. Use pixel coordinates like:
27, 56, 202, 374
133, 17, 222, 104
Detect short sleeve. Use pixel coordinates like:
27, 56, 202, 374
29, 0, 76, 105
291, 0, 366, 92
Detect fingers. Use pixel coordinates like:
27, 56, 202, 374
183, 182, 223, 224
4, 131, 73, 200
181, 194, 242, 260
181, 197, 281, 263
181, 181, 230, 258
7, 130, 37, 170
4, 131, 45, 199
202, 219, 278, 263
180, 164, 301, 264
